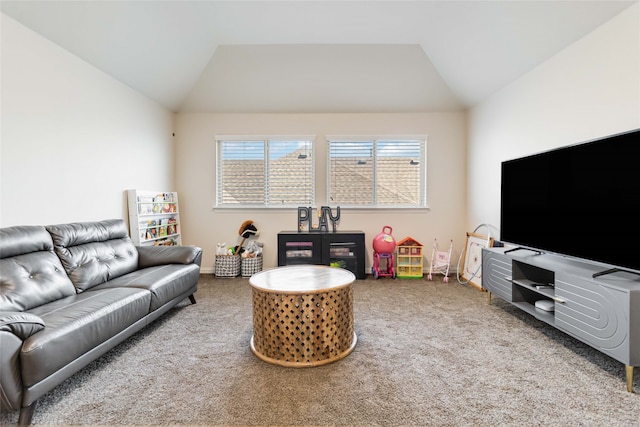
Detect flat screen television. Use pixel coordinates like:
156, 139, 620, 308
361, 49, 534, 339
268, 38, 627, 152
500, 128, 640, 275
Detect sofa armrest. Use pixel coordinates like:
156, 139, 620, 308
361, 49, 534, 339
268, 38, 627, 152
136, 245, 203, 268
0, 331, 24, 410
0, 312, 45, 340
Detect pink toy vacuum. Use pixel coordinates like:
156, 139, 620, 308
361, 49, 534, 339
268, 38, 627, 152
372, 226, 396, 279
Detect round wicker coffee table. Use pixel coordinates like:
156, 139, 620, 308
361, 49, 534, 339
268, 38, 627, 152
249, 265, 357, 367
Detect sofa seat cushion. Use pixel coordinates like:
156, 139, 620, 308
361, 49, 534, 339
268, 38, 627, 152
92, 264, 200, 311
20, 287, 151, 386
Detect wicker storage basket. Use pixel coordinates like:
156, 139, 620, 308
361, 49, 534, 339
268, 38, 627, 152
241, 255, 263, 277
215, 254, 240, 277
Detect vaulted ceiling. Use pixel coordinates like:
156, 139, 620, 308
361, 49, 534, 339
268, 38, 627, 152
1, 1, 636, 113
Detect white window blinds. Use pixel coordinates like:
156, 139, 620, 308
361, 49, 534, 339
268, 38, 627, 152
328, 138, 425, 207
217, 139, 314, 207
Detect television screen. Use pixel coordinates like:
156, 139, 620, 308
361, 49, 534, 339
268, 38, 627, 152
500, 128, 640, 273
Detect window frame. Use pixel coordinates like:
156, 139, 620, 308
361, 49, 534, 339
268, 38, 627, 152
215, 135, 316, 209
326, 135, 428, 209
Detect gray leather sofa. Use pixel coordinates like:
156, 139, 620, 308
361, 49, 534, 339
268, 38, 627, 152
0, 219, 202, 425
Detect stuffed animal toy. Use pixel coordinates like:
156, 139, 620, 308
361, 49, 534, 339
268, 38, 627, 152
242, 241, 263, 258
216, 242, 227, 255
234, 220, 259, 254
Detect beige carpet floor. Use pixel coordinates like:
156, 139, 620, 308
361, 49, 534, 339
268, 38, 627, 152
1, 274, 639, 426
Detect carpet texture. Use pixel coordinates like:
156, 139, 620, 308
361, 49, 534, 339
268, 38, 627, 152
2, 274, 639, 426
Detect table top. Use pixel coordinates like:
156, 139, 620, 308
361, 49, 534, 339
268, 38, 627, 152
249, 265, 356, 293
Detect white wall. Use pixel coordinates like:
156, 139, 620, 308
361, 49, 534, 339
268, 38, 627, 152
0, 13, 175, 226
9, 1, 635, 273
174, 113, 467, 272
467, 3, 640, 238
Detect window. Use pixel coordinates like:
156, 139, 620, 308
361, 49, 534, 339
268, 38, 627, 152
328, 137, 426, 207
216, 137, 314, 207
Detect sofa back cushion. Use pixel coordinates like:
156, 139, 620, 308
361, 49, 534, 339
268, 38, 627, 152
46, 219, 139, 292
0, 225, 77, 311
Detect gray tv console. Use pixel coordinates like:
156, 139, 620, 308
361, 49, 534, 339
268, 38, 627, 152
482, 247, 639, 392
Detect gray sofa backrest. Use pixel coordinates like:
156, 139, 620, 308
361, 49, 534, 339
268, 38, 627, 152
46, 219, 139, 292
0, 225, 76, 311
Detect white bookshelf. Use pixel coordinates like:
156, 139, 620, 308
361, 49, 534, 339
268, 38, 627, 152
127, 189, 182, 246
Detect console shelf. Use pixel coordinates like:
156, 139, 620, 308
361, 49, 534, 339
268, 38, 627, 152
277, 231, 366, 279
483, 247, 640, 393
